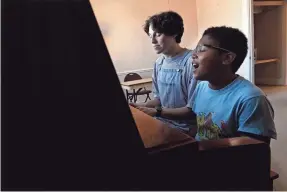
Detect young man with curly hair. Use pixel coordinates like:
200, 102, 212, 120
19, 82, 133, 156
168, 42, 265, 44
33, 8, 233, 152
130, 11, 197, 135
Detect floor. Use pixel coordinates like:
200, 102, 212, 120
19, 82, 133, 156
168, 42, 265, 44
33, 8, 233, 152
258, 85, 287, 191
259, 85, 287, 94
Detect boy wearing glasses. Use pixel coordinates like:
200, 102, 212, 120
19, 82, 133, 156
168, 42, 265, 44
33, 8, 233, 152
189, 26, 277, 144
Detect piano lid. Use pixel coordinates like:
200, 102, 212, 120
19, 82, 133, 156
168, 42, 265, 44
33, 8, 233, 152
2, 0, 147, 190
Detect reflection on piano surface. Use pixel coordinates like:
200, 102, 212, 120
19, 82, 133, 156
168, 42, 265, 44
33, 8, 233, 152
130, 105, 272, 190
2, 0, 274, 190
130, 106, 195, 149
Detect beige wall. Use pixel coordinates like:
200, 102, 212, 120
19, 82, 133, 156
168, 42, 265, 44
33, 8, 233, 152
196, 0, 243, 36
90, 0, 198, 73
195, 0, 252, 81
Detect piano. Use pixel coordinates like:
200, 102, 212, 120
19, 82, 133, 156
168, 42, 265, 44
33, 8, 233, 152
2, 0, 273, 190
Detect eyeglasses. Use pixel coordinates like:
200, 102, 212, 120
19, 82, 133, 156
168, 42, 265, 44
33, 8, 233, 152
194, 44, 235, 55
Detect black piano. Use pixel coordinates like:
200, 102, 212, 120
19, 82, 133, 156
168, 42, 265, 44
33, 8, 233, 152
1, 0, 274, 190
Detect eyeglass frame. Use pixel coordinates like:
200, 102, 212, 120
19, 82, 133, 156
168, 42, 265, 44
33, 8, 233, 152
194, 44, 237, 58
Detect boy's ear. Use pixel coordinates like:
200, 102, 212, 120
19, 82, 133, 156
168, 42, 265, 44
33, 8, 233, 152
222, 53, 236, 65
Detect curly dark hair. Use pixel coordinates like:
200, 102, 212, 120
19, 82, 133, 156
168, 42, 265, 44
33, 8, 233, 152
203, 26, 248, 73
143, 11, 184, 43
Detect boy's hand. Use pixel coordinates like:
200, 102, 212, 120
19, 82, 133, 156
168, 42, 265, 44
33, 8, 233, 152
137, 106, 157, 117
129, 102, 146, 108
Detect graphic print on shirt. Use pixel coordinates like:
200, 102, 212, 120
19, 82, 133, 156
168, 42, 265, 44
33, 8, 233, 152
196, 112, 228, 140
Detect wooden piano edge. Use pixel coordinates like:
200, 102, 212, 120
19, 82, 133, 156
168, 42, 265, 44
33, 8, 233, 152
197, 136, 267, 151
147, 137, 197, 154
148, 136, 268, 154
144, 135, 276, 189
145, 136, 276, 190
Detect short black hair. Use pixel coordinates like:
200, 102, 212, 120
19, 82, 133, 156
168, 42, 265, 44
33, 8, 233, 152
203, 26, 248, 73
143, 11, 184, 43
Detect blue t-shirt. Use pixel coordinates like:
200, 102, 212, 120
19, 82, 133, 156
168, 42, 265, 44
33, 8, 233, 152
188, 75, 277, 141
152, 49, 197, 132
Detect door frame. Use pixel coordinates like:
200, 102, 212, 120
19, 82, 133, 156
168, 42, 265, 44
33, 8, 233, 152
249, 0, 255, 84
241, 0, 255, 83
238, 0, 255, 83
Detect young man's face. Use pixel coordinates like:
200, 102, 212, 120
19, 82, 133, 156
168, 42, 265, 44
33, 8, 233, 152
148, 25, 176, 55
192, 35, 234, 81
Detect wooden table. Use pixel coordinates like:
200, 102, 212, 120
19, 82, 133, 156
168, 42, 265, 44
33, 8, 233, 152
129, 106, 196, 152
121, 78, 153, 103
121, 78, 152, 91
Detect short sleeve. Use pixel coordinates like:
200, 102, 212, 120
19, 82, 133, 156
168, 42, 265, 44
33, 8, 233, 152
237, 96, 277, 139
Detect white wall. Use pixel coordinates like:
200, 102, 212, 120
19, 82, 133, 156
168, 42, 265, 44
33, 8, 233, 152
90, 0, 198, 80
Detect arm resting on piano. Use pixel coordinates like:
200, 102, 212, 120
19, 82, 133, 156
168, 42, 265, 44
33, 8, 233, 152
237, 131, 271, 145
145, 97, 161, 108
134, 106, 196, 120
160, 107, 196, 120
